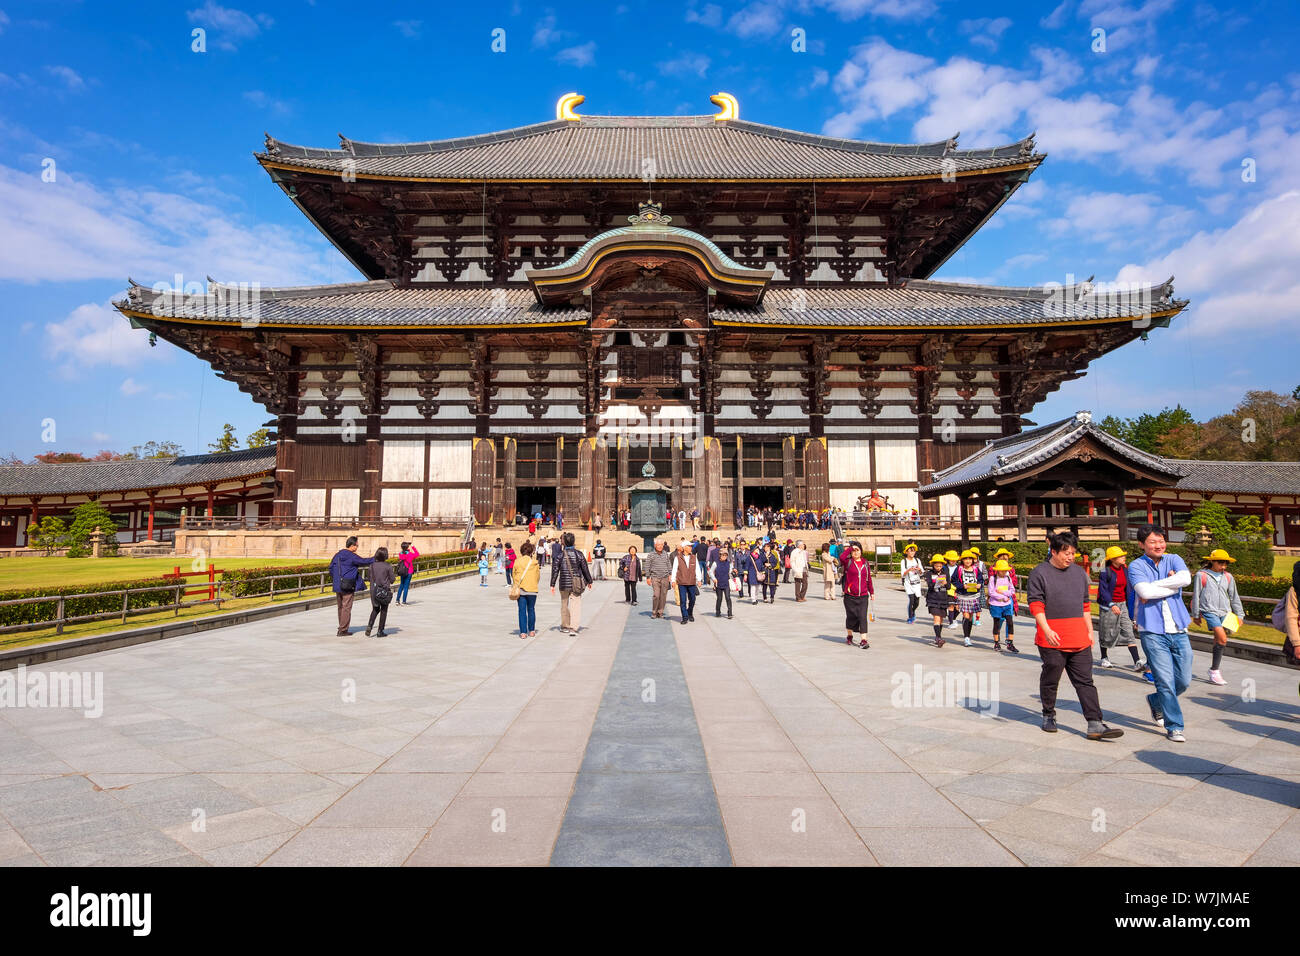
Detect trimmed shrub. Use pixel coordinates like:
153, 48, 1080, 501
0, 576, 178, 628
222, 550, 478, 598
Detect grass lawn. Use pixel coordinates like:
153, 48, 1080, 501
0, 560, 477, 651
1273, 554, 1298, 579
0, 556, 311, 590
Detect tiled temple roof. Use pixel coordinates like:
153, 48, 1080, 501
1167, 460, 1300, 496
258, 115, 1043, 181
0, 448, 276, 497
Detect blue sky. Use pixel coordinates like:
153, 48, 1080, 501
1, 0, 1297, 459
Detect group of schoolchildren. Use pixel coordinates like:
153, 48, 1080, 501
895, 539, 1247, 685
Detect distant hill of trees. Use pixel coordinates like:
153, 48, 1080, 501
1098, 388, 1300, 461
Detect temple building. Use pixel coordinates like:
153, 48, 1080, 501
114, 95, 1188, 528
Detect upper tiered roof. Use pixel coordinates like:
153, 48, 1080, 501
259, 115, 1042, 182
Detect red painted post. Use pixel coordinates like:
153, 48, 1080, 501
208, 565, 216, 601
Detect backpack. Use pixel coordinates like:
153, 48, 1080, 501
373, 580, 392, 606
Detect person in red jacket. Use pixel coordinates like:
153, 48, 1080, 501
840, 542, 874, 649
1028, 531, 1123, 740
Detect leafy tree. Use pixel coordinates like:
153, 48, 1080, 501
33, 451, 93, 463
65, 501, 119, 558
1097, 406, 1195, 454
209, 424, 239, 453
27, 516, 69, 555
245, 428, 273, 449
0, 452, 23, 466
121, 441, 183, 460
1182, 498, 1234, 543
1233, 515, 1275, 543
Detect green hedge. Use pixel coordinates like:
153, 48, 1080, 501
222, 550, 478, 598
0, 577, 178, 627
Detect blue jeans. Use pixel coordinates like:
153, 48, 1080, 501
517, 593, 537, 634
1139, 630, 1194, 732
396, 574, 411, 604
678, 584, 698, 621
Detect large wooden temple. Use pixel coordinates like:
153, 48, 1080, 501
116, 96, 1187, 527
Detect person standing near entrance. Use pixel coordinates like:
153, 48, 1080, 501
329, 536, 374, 636
592, 539, 606, 580
364, 547, 395, 638
396, 541, 418, 605
503, 542, 516, 588
513, 541, 540, 639
593, 510, 602, 536
841, 543, 873, 648
791, 540, 809, 602
709, 545, 734, 618
821, 543, 837, 600
646, 540, 673, 619
549, 531, 593, 635
671, 540, 700, 623
1129, 524, 1194, 742
1029, 531, 1123, 740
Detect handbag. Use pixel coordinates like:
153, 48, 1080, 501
508, 558, 530, 601
562, 551, 585, 597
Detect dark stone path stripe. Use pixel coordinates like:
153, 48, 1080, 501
550, 608, 731, 866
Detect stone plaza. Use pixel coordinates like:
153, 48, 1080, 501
1, 573, 1297, 866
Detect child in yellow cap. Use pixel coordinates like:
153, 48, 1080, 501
1192, 549, 1244, 686
923, 554, 951, 647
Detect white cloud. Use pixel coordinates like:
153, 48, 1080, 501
660, 52, 711, 79
242, 90, 290, 114
0, 163, 339, 285
1041, 1, 1071, 28
392, 20, 421, 38
120, 378, 148, 395
727, 2, 784, 37
532, 14, 567, 47
0, 11, 9, 33
816, 0, 937, 19
1114, 190, 1300, 338
46, 301, 159, 372
44, 65, 84, 90
186, 2, 272, 50
960, 16, 1012, 51
556, 41, 596, 68
685, 3, 723, 26
92, 432, 111, 443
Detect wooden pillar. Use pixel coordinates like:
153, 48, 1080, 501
734, 435, 744, 513
502, 437, 517, 525
671, 436, 683, 514
576, 437, 594, 525
30, 495, 41, 528
781, 436, 797, 511
205, 484, 215, 519
1145, 490, 1153, 523
617, 436, 629, 514
1016, 485, 1028, 543
361, 438, 381, 521
978, 497, 989, 544
273, 418, 298, 520
699, 436, 722, 527
470, 437, 495, 525
803, 438, 829, 512
959, 494, 970, 548
1116, 486, 1129, 541
1262, 496, 1273, 533
146, 493, 156, 540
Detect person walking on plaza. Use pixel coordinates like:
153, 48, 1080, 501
671, 540, 700, 623
478, 549, 491, 587
549, 531, 593, 635
1129, 524, 1195, 741
760, 541, 781, 603
841, 543, 873, 649
943, 550, 961, 628
791, 540, 809, 602
396, 541, 419, 605
1029, 531, 1123, 740
646, 540, 673, 619
592, 538, 606, 580
709, 545, 734, 618
821, 543, 837, 600
987, 558, 1020, 653
1097, 546, 1145, 672
1192, 548, 1245, 686
619, 545, 643, 606
900, 542, 923, 624
782, 539, 794, 584
953, 549, 984, 647
329, 536, 374, 636
922, 554, 951, 647
512, 541, 540, 639
364, 547, 395, 638
740, 543, 762, 604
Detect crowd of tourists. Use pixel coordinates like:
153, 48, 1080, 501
326, 520, 1300, 748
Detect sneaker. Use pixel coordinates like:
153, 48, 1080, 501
1147, 694, 1165, 728
906, 617, 915, 625
993, 640, 1001, 652
727, 613, 733, 619
1086, 721, 1123, 740
947, 619, 959, 629
933, 637, 945, 647
963, 637, 972, 647
1042, 716, 1058, 733
364, 628, 372, 637
846, 635, 854, 645
1099, 658, 1113, 669
1167, 730, 1186, 743
1208, 669, 1226, 685
1142, 669, 1155, 683
1134, 660, 1148, 672
1006, 641, 1019, 654
859, 639, 870, 649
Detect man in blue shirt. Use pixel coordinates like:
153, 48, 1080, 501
1126, 524, 1193, 743
329, 536, 374, 636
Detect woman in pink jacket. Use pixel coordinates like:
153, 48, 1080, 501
396, 542, 419, 605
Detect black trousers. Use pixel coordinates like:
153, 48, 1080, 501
843, 593, 870, 633
624, 580, 638, 603
1039, 646, 1102, 722
715, 587, 732, 615
367, 600, 390, 633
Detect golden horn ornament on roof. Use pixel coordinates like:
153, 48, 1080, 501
556, 92, 585, 121
710, 92, 739, 120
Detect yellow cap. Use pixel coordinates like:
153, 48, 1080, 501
929, 554, 946, 565
970, 546, 981, 554
1104, 545, 1126, 563
945, 550, 959, 561
903, 542, 918, 553
993, 559, 1012, 572
1202, 548, 1236, 562
960, 549, 977, 560
994, 548, 1013, 559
